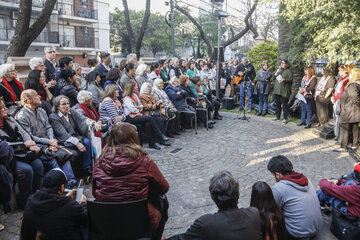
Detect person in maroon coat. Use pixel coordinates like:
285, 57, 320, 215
317, 163, 360, 218
92, 123, 169, 239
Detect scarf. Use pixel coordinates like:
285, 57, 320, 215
1, 78, 23, 102
78, 104, 99, 121
78, 104, 103, 145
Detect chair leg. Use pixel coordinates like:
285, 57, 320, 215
206, 110, 208, 130
194, 114, 197, 134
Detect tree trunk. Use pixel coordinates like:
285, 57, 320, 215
7, 0, 57, 57
276, 3, 290, 64
122, 0, 135, 52
134, 0, 151, 60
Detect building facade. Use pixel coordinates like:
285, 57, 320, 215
0, 0, 110, 66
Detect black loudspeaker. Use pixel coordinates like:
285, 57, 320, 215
213, 47, 224, 62
222, 97, 234, 110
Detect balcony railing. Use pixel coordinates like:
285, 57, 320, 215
58, 3, 97, 20
76, 9, 98, 20
60, 35, 98, 49
0, 27, 59, 44
0, 0, 48, 8
58, 3, 74, 16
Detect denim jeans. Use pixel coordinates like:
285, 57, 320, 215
239, 81, 252, 110
300, 100, 312, 124
257, 90, 268, 113
317, 179, 357, 214
82, 138, 92, 170
333, 100, 341, 141
15, 159, 44, 209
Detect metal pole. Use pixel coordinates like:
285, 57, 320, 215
170, 0, 175, 56
216, 5, 222, 99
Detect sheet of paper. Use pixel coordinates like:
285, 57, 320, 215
276, 74, 283, 83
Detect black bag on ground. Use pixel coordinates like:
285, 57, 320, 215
330, 206, 360, 240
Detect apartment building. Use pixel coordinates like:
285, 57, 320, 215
0, 0, 110, 66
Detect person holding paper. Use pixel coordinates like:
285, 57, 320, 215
273, 60, 293, 124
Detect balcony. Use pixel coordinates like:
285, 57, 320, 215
58, 3, 98, 20
0, 0, 53, 9
60, 34, 98, 49
0, 27, 59, 44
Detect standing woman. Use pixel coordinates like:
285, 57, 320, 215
334, 68, 360, 152
81, 71, 104, 111
314, 66, 336, 127
159, 60, 170, 85
297, 66, 317, 128
273, 60, 293, 124
0, 64, 23, 109
331, 65, 350, 143
250, 181, 288, 240
25, 69, 54, 115
255, 61, 272, 116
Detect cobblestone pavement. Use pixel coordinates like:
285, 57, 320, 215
0, 112, 356, 240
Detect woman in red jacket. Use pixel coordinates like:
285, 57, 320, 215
92, 123, 169, 239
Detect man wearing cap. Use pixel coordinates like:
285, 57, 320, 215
234, 57, 256, 112
317, 163, 360, 218
267, 155, 322, 239
94, 52, 111, 88
21, 168, 87, 240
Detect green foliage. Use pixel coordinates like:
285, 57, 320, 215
248, 41, 278, 73
280, 0, 360, 63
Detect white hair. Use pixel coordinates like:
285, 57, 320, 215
77, 90, 93, 104
135, 64, 148, 76
0, 64, 15, 78
153, 78, 163, 89
126, 53, 137, 64
29, 57, 44, 70
169, 76, 178, 85
171, 57, 178, 65
139, 82, 151, 95
44, 46, 56, 54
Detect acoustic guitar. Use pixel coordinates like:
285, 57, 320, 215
234, 71, 244, 84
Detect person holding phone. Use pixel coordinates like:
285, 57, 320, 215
21, 168, 87, 240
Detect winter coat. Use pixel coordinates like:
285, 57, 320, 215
135, 74, 150, 88
254, 68, 272, 95
21, 188, 87, 240
340, 81, 360, 123
273, 68, 293, 98
57, 78, 79, 107
92, 146, 169, 229
139, 93, 158, 116
165, 84, 188, 109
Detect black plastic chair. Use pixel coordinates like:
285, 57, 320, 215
87, 199, 151, 240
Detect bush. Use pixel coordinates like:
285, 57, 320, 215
248, 41, 278, 77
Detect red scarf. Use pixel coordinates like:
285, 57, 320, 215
1, 78, 23, 102
155, 70, 160, 76
78, 104, 103, 146
78, 104, 99, 121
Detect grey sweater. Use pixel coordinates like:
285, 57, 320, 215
272, 179, 322, 238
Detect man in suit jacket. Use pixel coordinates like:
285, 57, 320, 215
43, 46, 58, 93
49, 95, 101, 175
94, 52, 111, 88
166, 171, 263, 240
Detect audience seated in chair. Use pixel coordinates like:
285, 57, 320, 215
57, 68, 80, 107
167, 170, 262, 240
80, 71, 104, 111
92, 124, 169, 240
21, 168, 87, 240
267, 155, 322, 239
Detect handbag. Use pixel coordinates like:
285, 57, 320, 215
330, 206, 360, 240
43, 145, 75, 166
8, 142, 38, 163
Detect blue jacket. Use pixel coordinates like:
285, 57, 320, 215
165, 84, 187, 109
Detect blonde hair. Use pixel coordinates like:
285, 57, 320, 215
349, 68, 360, 84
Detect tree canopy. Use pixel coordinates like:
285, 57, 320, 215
280, 0, 360, 63
248, 41, 278, 73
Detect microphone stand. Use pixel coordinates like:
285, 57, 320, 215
234, 68, 251, 122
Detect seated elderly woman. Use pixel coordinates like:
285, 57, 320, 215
0, 64, 23, 114
200, 77, 222, 120
135, 63, 150, 88
49, 95, 101, 175
0, 98, 43, 209
25, 69, 53, 115
92, 123, 169, 239
81, 71, 104, 111
152, 78, 181, 137
57, 68, 79, 107
73, 90, 104, 146
123, 81, 170, 150
165, 76, 196, 130
139, 83, 170, 145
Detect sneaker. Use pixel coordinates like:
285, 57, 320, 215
333, 148, 347, 152
304, 124, 311, 129
261, 112, 267, 116
297, 122, 306, 126
0, 223, 4, 231
282, 119, 288, 124
247, 109, 252, 113
272, 118, 280, 121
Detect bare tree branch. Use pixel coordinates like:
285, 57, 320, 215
134, 0, 151, 59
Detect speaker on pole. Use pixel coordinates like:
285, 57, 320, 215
213, 46, 224, 62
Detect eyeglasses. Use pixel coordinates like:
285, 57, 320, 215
47, 51, 56, 53
60, 102, 70, 106
8, 69, 17, 73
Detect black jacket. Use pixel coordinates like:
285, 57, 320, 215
167, 207, 263, 240
93, 63, 109, 88
235, 63, 256, 82
57, 78, 79, 107
44, 59, 57, 83
21, 188, 87, 240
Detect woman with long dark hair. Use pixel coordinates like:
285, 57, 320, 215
81, 71, 104, 110
92, 123, 169, 240
250, 181, 288, 240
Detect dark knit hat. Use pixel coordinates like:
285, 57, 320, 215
43, 168, 67, 189
267, 155, 293, 175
